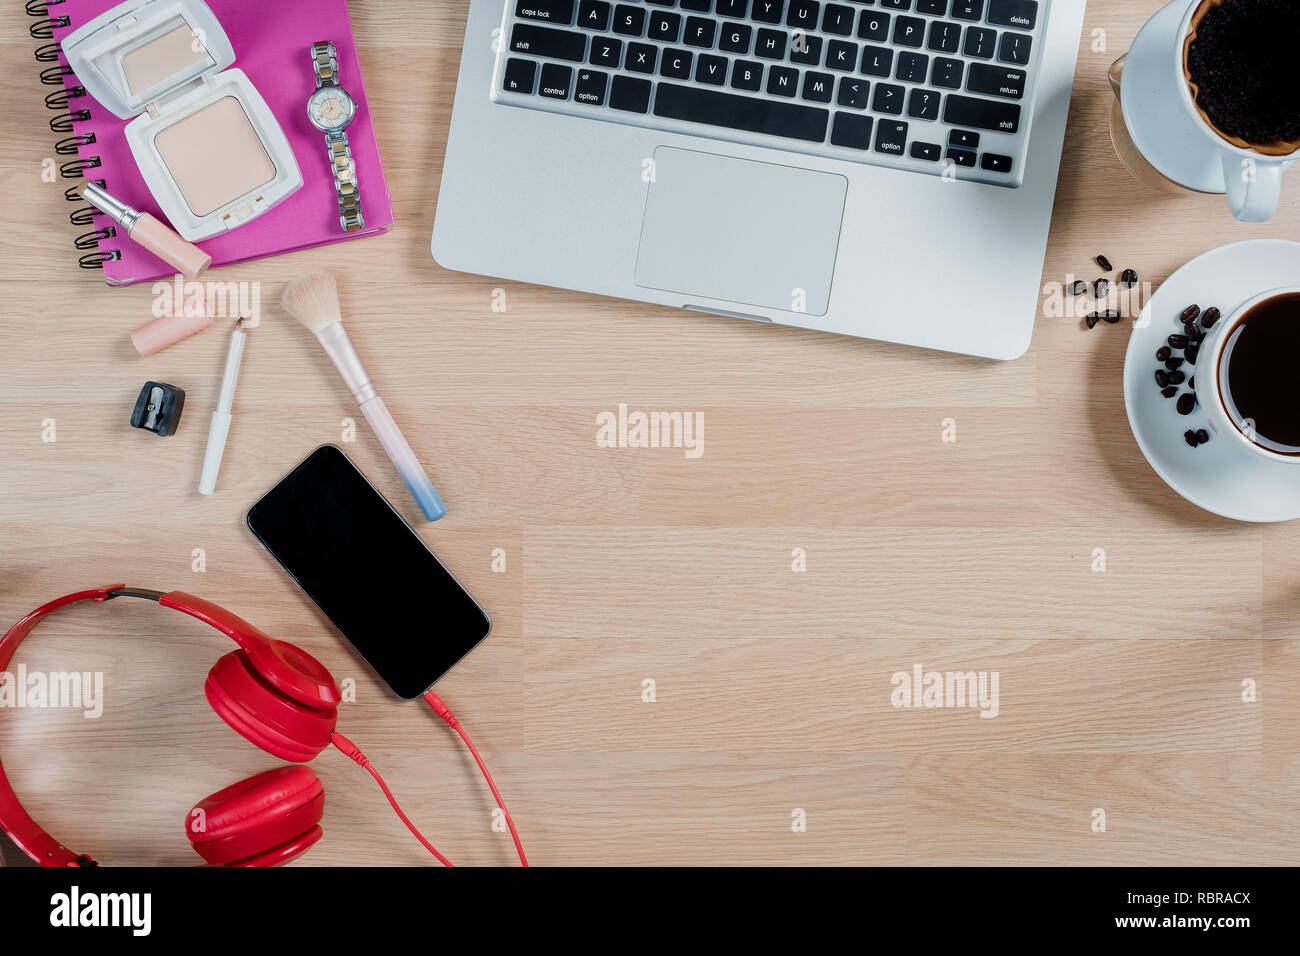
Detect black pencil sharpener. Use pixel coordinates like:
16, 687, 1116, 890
130, 381, 185, 437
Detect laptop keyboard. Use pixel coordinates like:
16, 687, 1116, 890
493, 0, 1046, 187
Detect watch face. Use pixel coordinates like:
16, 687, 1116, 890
308, 87, 356, 132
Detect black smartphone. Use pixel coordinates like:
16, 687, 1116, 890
246, 445, 490, 699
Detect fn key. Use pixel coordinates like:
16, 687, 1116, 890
503, 58, 537, 94
610, 75, 652, 113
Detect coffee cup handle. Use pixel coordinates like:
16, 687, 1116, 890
1221, 152, 1281, 223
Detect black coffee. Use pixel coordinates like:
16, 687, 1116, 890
1185, 0, 1300, 147
1219, 292, 1300, 454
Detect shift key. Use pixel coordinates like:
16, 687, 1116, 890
943, 93, 1020, 133
509, 23, 587, 62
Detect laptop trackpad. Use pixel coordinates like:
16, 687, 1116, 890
634, 147, 847, 317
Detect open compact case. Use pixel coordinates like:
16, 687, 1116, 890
63, 0, 302, 241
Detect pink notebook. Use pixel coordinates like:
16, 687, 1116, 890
45, 0, 392, 285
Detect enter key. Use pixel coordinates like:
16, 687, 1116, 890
967, 63, 1026, 100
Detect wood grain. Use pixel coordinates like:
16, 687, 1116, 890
1, 1, 1297, 867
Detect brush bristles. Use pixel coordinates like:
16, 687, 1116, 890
281, 271, 342, 333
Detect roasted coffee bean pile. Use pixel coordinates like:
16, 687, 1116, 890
1076, 253, 1139, 330
1154, 302, 1222, 448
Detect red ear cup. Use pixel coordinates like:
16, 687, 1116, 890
187, 766, 324, 866
206, 650, 338, 763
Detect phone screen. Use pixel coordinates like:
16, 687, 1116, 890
246, 445, 490, 699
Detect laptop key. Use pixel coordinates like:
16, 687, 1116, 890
931, 56, 963, 88
789, 33, 822, 64
786, 0, 820, 29
577, 0, 612, 30
696, 53, 729, 84
827, 39, 859, 71
906, 87, 940, 120
653, 82, 830, 142
732, 59, 764, 90
627, 42, 658, 72
893, 15, 924, 47
872, 81, 904, 114
756, 27, 787, 57
590, 36, 623, 66
516, 0, 576, 25
609, 75, 652, 112
945, 146, 977, 166
822, 3, 855, 34
502, 57, 537, 94
861, 45, 893, 76
988, 0, 1037, 30
682, 0, 714, 9
910, 141, 941, 161
916, 0, 947, 13
963, 26, 996, 59
967, 63, 1026, 99
875, 119, 908, 154
510, 23, 587, 61
836, 76, 870, 109
831, 111, 873, 149
981, 152, 1014, 172
574, 68, 609, 104
720, 22, 753, 53
880, 0, 911, 8
767, 64, 800, 95
948, 128, 980, 147
684, 16, 718, 45
648, 11, 683, 42
943, 93, 1020, 133
539, 63, 574, 99
927, 21, 960, 54
951, 0, 983, 20
613, 4, 646, 35
752, 0, 784, 23
718, 0, 748, 14
660, 47, 694, 77
857, 10, 889, 41
802, 70, 835, 102
999, 32, 1032, 65
896, 51, 927, 83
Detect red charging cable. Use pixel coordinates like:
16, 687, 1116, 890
330, 695, 528, 867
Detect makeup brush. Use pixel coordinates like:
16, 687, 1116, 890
281, 272, 447, 522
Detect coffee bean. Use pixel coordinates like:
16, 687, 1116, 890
1070, 280, 1089, 295
1161, 386, 1178, 398
1180, 304, 1201, 324
1102, 310, 1121, 323
1187, 325, 1204, 343
1165, 357, 1185, 371
1185, 430, 1200, 447
1186, 345, 1199, 365
1155, 369, 1170, 387
1120, 268, 1139, 287
1177, 393, 1196, 415
1168, 334, 1189, 349
1095, 279, 1111, 299
1189, 376, 1195, 388
1156, 346, 1172, 361
1196, 429, 1210, 443
1201, 307, 1221, 329
1096, 254, 1113, 272
1086, 313, 1100, 329
1167, 371, 1186, 385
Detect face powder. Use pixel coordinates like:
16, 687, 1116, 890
152, 95, 276, 217
121, 24, 213, 94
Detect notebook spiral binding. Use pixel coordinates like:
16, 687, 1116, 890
29, 0, 119, 270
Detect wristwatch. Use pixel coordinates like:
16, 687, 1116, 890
307, 41, 364, 232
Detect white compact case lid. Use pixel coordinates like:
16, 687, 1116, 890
62, 0, 234, 119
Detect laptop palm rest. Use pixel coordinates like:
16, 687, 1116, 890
634, 147, 847, 318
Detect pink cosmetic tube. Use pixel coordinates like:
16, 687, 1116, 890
131, 288, 216, 356
77, 180, 211, 279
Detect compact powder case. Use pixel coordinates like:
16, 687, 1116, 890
63, 0, 302, 241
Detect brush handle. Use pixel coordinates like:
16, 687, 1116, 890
315, 322, 377, 404
360, 396, 446, 522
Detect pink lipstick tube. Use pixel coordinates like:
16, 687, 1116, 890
77, 181, 211, 279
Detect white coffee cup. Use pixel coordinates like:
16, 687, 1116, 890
1114, 0, 1297, 223
1194, 286, 1300, 464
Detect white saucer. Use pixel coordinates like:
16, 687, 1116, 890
1120, 0, 1224, 195
1124, 239, 1300, 523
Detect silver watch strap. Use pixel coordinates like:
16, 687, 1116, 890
311, 41, 365, 232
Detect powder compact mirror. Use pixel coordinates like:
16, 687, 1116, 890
63, 0, 302, 241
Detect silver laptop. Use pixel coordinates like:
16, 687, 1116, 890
432, 0, 1086, 360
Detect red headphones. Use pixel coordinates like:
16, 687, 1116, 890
0, 585, 527, 867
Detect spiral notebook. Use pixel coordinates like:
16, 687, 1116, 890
28, 0, 393, 285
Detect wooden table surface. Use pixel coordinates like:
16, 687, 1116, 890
2, 0, 1297, 867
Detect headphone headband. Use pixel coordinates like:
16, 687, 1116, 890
0, 586, 341, 866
